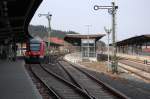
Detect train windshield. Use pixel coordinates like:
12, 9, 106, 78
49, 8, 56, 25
30, 43, 40, 51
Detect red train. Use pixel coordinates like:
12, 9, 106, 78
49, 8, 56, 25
25, 38, 46, 63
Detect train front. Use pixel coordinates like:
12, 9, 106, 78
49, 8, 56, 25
25, 38, 46, 63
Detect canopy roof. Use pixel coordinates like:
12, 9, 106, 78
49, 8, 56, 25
0, 0, 42, 44
116, 34, 150, 46
64, 34, 105, 46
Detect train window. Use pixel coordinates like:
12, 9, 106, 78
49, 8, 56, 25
30, 43, 40, 51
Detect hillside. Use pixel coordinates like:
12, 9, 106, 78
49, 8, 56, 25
28, 25, 79, 39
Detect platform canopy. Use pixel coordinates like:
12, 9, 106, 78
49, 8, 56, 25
0, 0, 42, 44
116, 34, 150, 46
64, 34, 105, 46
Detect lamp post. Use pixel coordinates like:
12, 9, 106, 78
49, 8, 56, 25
104, 27, 112, 72
94, 1, 118, 73
39, 12, 52, 63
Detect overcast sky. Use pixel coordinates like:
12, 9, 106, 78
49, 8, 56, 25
30, 0, 150, 42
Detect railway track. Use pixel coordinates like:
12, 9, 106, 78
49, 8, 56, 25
119, 59, 150, 73
43, 63, 78, 85
76, 63, 150, 99
120, 57, 150, 65
29, 54, 150, 99
58, 60, 129, 99
28, 64, 60, 99
118, 59, 150, 80
31, 64, 92, 99
61, 55, 150, 99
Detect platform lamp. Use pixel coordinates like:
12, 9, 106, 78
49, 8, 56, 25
94, 1, 118, 73
38, 12, 52, 63
104, 27, 112, 72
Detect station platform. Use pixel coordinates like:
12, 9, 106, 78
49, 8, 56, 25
0, 59, 42, 99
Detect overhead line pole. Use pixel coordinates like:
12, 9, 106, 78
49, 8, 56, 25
94, 1, 118, 73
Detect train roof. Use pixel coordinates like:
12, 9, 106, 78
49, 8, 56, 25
30, 37, 43, 43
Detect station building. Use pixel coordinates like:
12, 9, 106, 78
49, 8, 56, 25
64, 34, 105, 62
48, 37, 64, 53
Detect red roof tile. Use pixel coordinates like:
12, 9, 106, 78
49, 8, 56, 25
143, 48, 150, 52
48, 37, 64, 45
